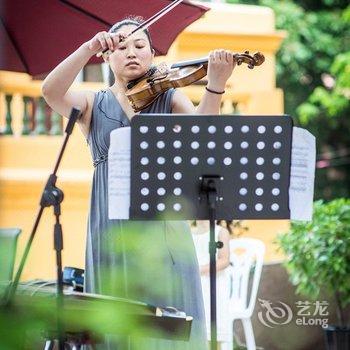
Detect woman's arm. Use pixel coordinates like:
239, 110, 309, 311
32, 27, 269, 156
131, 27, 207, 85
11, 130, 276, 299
42, 32, 118, 137
199, 227, 231, 275
172, 49, 235, 114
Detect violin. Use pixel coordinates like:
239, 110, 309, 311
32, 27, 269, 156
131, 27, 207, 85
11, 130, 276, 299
125, 51, 265, 112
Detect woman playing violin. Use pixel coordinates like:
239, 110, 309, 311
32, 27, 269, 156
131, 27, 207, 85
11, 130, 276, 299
42, 16, 235, 349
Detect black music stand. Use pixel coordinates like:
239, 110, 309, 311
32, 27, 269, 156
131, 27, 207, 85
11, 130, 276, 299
130, 114, 293, 350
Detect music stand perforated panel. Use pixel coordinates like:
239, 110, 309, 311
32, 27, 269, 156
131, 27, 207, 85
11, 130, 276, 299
130, 114, 293, 220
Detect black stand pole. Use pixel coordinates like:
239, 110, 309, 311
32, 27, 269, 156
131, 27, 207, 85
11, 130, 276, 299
200, 175, 224, 350
2, 108, 81, 350
53, 196, 64, 350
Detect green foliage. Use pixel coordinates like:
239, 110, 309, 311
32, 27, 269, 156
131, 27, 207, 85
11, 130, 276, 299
0, 222, 196, 347
277, 199, 350, 325
222, 0, 350, 199
298, 52, 350, 123
0, 291, 163, 348
296, 50, 350, 199
293, 0, 349, 11
225, 0, 349, 11
262, 1, 349, 117
224, 0, 349, 122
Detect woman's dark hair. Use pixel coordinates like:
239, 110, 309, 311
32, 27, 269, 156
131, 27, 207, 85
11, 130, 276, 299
108, 16, 153, 86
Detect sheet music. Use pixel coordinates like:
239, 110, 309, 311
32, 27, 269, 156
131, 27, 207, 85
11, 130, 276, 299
108, 127, 131, 220
289, 127, 316, 221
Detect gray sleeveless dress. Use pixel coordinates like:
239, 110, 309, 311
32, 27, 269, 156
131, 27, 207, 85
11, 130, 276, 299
85, 89, 207, 349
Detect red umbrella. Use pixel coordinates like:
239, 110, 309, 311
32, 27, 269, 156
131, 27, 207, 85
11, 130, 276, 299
0, 0, 209, 76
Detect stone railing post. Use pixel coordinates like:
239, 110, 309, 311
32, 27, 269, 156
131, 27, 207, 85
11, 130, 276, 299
33, 96, 47, 135
49, 110, 62, 135
22, 96, 31, 135
4, 94, 13, 135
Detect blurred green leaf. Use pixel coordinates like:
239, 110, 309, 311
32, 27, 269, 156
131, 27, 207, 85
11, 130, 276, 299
276, 199, 350, 325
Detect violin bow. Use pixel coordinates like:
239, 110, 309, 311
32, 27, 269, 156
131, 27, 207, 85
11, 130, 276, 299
97, 0, 184, 58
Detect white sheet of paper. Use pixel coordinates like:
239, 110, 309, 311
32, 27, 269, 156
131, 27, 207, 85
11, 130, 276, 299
108, 127, 131, 220
289, 127, 316, 221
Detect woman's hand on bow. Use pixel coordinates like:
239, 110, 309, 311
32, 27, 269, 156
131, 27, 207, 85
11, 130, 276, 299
85, 31, 125, 56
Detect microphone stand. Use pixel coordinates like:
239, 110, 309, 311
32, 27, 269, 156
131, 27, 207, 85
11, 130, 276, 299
2, 107, 81, 350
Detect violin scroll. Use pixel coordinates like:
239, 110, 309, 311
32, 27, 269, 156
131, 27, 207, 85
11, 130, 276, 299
235, 51, 265, 69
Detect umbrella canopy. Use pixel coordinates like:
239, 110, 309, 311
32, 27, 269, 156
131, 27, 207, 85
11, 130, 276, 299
0, 0, 209, 76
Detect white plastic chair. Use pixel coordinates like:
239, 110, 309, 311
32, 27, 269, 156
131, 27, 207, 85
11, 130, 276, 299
221, 238, 265, 350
